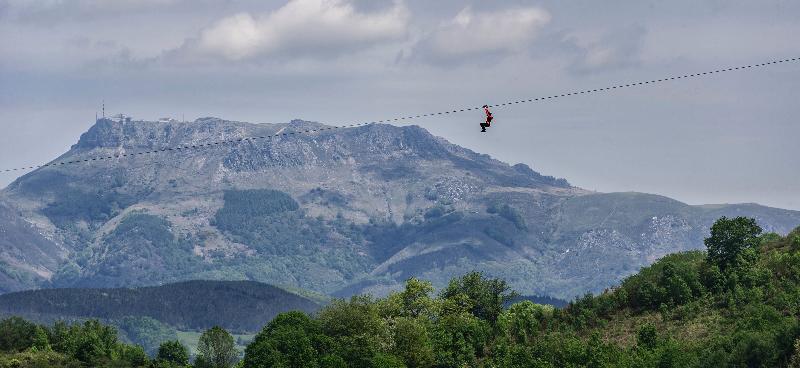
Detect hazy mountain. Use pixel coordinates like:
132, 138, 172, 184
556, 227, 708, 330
1, 118, 798, 299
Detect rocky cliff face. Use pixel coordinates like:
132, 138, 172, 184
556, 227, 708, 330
1, 118, 798, 298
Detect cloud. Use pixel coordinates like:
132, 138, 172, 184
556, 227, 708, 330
563, 25, 646, 73
171, 0, 409, 62
411, 5, 551, 64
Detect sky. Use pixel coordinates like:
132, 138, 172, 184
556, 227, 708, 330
0, 0, 798, 209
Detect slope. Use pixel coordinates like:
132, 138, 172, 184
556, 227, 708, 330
0, 201, 64, 293
0, 280, 321, 332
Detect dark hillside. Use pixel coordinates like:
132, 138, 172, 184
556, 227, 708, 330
0, 280, 321, 332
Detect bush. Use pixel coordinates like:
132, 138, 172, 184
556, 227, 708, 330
623, 252, 705, 310
0, 351, 80, 368
637, 323, 658, 350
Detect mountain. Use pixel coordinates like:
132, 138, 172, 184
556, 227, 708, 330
0, 280, 321, 332
0, 118, 798, 299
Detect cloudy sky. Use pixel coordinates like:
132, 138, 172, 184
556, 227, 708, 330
1, 0, 799, 209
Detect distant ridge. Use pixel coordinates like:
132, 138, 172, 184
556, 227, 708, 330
0, 280, 321, 332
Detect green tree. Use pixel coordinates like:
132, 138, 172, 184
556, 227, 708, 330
47, 320, 75, 355
399, 278, 435, 318
243, 311, 326, 368
497, 301, 552, 345
431, 313, 490, 367
440, 271, 518, 324
631, 279, 665, 310
705, 217, 762, 271
378, 278, 435, 321
156, 340, 189, 367
117, 344, 149, 367
318, 296, 387, 368
792, 233, 800, 251
197, 326, 238, 368
391, 317, 434, 368
661, 263, 693, 306
700, 262, 725, 293
0, 317, 39, 352
71, 320, 120, 366
31, 326, 50, 351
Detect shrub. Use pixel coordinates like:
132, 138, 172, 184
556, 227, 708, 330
637, 323, 658, 350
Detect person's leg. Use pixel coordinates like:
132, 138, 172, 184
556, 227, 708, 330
480, 122, 488, 131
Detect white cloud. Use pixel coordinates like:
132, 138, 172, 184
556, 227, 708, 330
182, 0, 409, 61
412, 6, 551, 63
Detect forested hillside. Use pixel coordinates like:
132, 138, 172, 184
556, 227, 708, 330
235, 217, 800, 367
0, 280, 321, 332
2, 217, 799, 367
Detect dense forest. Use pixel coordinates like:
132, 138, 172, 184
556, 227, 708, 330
1, 216, 799, 367
0, 280, 321, 332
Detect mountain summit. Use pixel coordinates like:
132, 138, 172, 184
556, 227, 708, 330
1, 118, 798, 298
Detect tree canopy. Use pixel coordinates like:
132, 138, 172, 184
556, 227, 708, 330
705, 216, 763, 271
196, 326, 238, 368
156, 340, 189, 367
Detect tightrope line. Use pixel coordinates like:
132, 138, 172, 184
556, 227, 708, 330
2, 56, 797, 173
